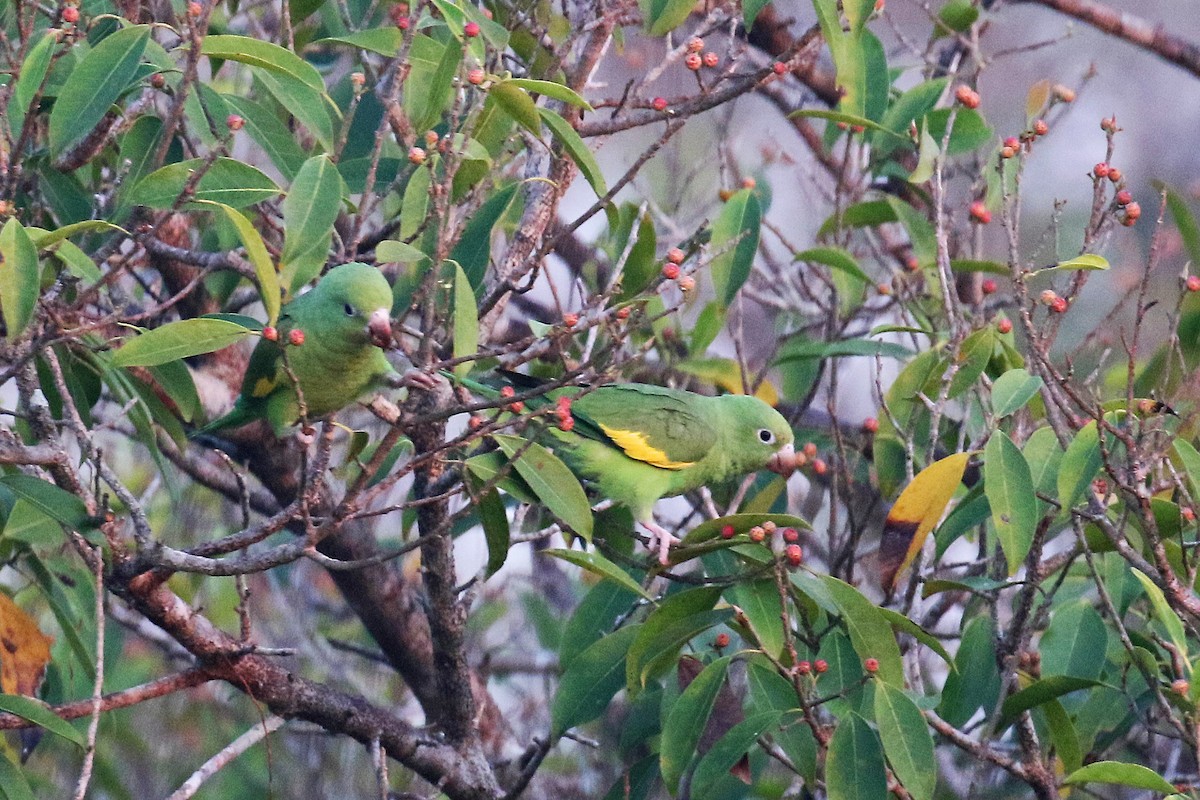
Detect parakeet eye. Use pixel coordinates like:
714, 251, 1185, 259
343, 303, 355, 317
757, 429, 775, 444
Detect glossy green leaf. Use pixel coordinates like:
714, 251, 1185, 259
631, 608, 730, 691
1058, 421, 1102, 511
1044, 697, 1082, 774
560, 580, 637, 672
478, 487, 510, 577
128, 158, 282, 209
0, 475, 92, 532
937, 0, 979, 33
551, 623, 641, 737
490, 80, 542, 135
0, 749, 35, 800
376, 240, 428, 264
507, 79, 591, 110
776, 337, 912, 364
255, 70, 336, 149
13, 32, 56, 115
281, 155, 343, 292
406, 34, 460, 132
999, 676, 1104, 729
314, 28, 404, 56
543, 548, 651, 600
692, 710, 781, 798
788, 109, 905, 140
660, 655, 731, 792
991, 368, 1043, 417
495, 435, 593, 541
793, 246, 871, 283
947, 328, 995, 398
908, 121, 938, 184
1172, 439, 1200, 504
224, 95, 308, 181
111, 318, 255, 367
984, 432, 1038, 574
710, 190, 760, 306
1164, 185, 1200, 268
822, 576, 904, 685
1063, 761, 1175, 793
452, 262, 478, 378
641, 0, 696, 35
938, 615, 1000, 726
1040, 601, 1108, 681
725, 579, 785, 659
826, 713, 888, 800
817, 199, 896, 237
0, 694, 85, 747
451, 183, 519, 289
877, 607, 953, 666
744, 0, 771, 27
872, 77, 949, 158
1132, 568, 1189, 667
540, 108, 607, 197
148, 359, 201, 423
1023, 427, 1063, 514
874, 683, 936, 800
0, 218, 40, 339
197, 201, 280, 325
49, 25, 150, 159
202, 35, 324, 91
925, 108, 993, 155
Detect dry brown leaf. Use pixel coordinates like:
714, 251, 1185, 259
0, 592, 54, 696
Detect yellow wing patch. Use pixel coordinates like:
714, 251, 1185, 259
251, 376, 278, 398
598, 423, 695, 470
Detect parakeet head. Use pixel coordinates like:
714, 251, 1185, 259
313, 262, 394, 349
714, 395, 796, 475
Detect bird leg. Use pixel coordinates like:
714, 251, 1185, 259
389, 367, 443, 392
640, 519, 679, 565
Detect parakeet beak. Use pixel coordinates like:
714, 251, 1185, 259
766, 443, 795, 476
367, 308, 393, 348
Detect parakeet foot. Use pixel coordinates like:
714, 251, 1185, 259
296, 424, 316, 447
394, 368, 443, 392
641, 520, 679, 565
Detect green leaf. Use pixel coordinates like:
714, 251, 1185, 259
1164, 185, 1200, 268
710, 190, 761, 306
616, 210, 659, 302
937, 0, 979, 33
128, 158, 282, 209
817, 199, 897, 237
999, 676, 1104, 730
507, 79, 592, 110
452, 262, 478, 378
255, 71, 336, 149
787, 109, 906, 140
0, 749, 35, 800
822, 576, 904, 685
628, 605, 730, 691
641, 0, 697, 35
202, 35, 324, 91
224, 95, 308, 181
376, 240, 428, 264
495, 436, 593, 540
406, 34, 460, 132
692, 710, 782, 798
949, 258, 1008, 275
1173, 439, 1200, 504
111, 318, 255, 367
947, 328, 995, 398
908, 120, 938, 184
925, 108, 993, 155
478, 487, 510, 577
991, 368, 1043, 417
1055, 253, 1110, 271
314, 28, 404, 56
871, 77, 949, 158
450, 183, 519, 289
0, 694, 85, 747
1063, 761, 1175, 794
551, 623, 641, 737
725, 579, 785, 659
0, 475, 92, 532
196, 202, 280, 326
0, 218, 40, 339
1040, 601, 1108, 681
560, 580, 638, 672
876, 607, 953, 666
793, 246, 871, 283
744, 0, 771, 27
939, 615, 1000, 726
776, 337, 912, 364
490, 80, 542, 135
1043, 698, 1082, 774
540, 108, 607, 197
31, 220, 127, 250
1058, 421, 1102, 511
48, 25, 150, 159
984, 432, 1038, 574
281, 155, 344, 293
874, 683, 936, 800
660, 656, 731, 792
12, 32, 56, 116
1132, 568, 1189, 667
1023, 427, 1063, 515
544, 548, 652, 600
826, 713, 889, 800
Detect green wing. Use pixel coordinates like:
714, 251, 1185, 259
569, 385, 716, 469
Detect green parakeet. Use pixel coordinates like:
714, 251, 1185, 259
459, 375, 796, 563
196, 262, 401, 437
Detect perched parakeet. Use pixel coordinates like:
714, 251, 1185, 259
196, 262, 399, 437
459, 375, 796, 563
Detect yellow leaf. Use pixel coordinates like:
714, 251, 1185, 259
0, 593, 53, 696
879, 452, 971, 589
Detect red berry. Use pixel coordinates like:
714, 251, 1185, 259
997, 318, 1013, 334
350, 72, 366, 88
558, 416, 574, 431
748, 525, 766, 542
862, 417, 879, 433
783, 527, 799, 543
187, 1, 202, 16
662, 263, 681, 280
508, 400, 525, 413
702, 52, 719, 68
1187, 276, 1200, 292
556, 395, 572, 410
815, 659, 828, 674
225, 114, 244, 131
969, 201, 991, 224
396, 15, 410, 29
1040, 289, 1059, 306
1003, 136, 1020, 150
1107, 168, 1122, 183
686, 36, 704, 53
289, 328, 305, 346
467, 69, 485, 85
772, 62, 787, 75
954, 85, 980, 109
1053, 84, 1075, 103
468, 415, 485, 430
762, 520, 777, 534
802, 442, 817, 458
785, 543, 803, 567
797, 661, 811, 675
651, 96, 668, 112
667, 247, 685, 264
463, 21, 480, 37
408, 146, 427, 165
1000, 146, 1016, 159
877, 282, 892, 296
1093, 162, 1110, 178
874, 0, 885, 10
262, 326, 278, 341
720, 524, 735, 539
615, 306, 630, 320
562, 312, 579, 328
1101, 116, 1117, 132
425, 131, 439, 148
1115, 189, 1133, 206
905, 256, 919, 272
678, 275, 696, 292
1050, 296, 1068, 314
1172, 678, 1190, 695
714, 632, 730, 648
1184, 507, 1196, 521
864, 657, 879, 673
151, 73, 166, 89
1123, 201, 1141, 221
1033, 119, 1048, 136
61, 5, 79, 23
684, 53, 702, 71
811, 458, 827, 475
981, 278, 997, 295
499, 386, 515, 399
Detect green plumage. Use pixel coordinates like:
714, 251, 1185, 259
458, 375, 796, 562
196, 263, 396, 437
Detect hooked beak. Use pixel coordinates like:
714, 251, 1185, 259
766, 443, 795, 476
367, 308, 393, 348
